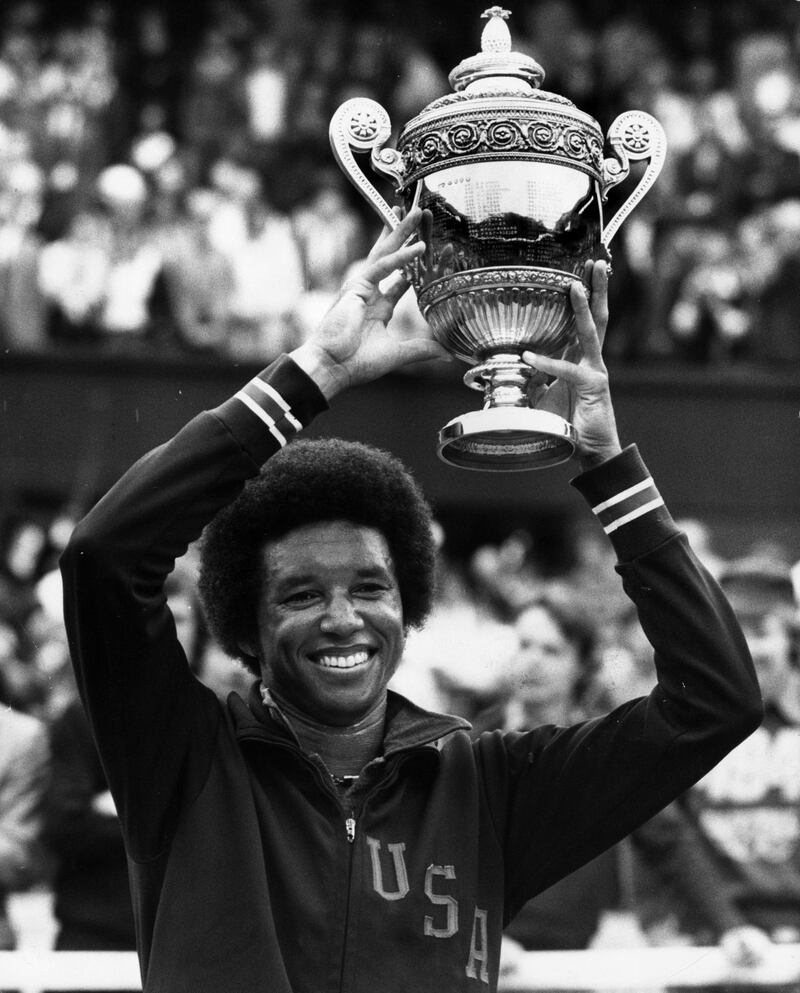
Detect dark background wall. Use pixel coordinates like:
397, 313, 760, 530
3, 351, 799, 559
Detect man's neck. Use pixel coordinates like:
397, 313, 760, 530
262, 686, 387, 780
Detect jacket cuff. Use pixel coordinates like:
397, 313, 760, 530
211, 355, 329, 465
571, 444, 680, 562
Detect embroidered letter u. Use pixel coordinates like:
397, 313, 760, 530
366, 836, 410, 901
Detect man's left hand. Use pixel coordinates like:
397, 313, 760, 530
521, 260, 622, 472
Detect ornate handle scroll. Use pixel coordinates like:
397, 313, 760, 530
600, 111, 667, 247
329, 98, 407, 231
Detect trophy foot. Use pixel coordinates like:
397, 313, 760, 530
437, 407, 577, 471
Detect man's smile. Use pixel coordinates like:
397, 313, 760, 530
310, 647, 374, 669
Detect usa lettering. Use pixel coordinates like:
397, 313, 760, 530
366, 836, 490, 984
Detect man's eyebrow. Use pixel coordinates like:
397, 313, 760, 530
268, 571, 317, 592
268, 563, 394, 590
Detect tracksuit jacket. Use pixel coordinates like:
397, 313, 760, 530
60, 355, 763, 993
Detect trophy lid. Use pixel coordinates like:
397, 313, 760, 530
448, 7, 545, 95
395, 7, 604, 187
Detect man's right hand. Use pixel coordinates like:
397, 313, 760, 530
290, 208, 450, 400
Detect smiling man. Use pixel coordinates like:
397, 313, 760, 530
61, 209, 762, 993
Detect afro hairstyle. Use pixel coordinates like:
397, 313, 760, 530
198, 438, 436, 675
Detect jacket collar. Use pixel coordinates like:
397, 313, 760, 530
229, 681, 470, 757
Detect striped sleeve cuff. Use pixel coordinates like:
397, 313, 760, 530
571, 445, 680, 561
212, 354, 328, 465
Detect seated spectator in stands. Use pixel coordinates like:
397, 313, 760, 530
0, 615, 46, 719
666, 228, 753, 362
222, 170, 305, 360
242, 36, 291, 153
292, 169, 365, 294
37, 207, 109, 343
0, 157, 47, 351
178, 25, 247, 179
41, 695, 136, 984
0, 21, 44, 142
40, 556, 204, 990
39, 164, 172, 349
92, 164, 170, 346
738, 199, 800, 362
474, 597, 760, 977
0, 666, 50, 953
676, 555, 800, 974
162, 187, 234, 352
291, 170, 366, 343
0, 511, 50, 625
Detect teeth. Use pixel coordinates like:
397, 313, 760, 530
318, 651, 369, 669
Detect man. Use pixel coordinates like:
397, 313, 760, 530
61, 209, 762, 993
677, 555, 800, 976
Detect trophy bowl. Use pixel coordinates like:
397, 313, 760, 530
330, 6, 667, 471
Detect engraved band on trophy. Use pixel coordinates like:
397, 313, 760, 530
330, 6, 667, 471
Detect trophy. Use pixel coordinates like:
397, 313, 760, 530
330, 6, 666, 470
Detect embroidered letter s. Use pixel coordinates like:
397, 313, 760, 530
423, 864, 458, 938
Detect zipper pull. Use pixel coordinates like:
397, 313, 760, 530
345, 815, 356, 844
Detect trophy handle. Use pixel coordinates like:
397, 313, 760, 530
600, 111, 667, 247
329, 98, 407, 231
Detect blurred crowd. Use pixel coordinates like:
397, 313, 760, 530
3, 493, 800, 982
0, 0, 799, 364
3, 0, 800, 982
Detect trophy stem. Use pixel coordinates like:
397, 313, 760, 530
464, 352, 533, 409
439, 353, 578, 471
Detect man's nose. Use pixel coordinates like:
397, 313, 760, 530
320, 593, 365, 634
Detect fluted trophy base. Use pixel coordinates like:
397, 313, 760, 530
438, 407, 577, 471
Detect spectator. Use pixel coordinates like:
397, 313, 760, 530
475, 596, 765, 977
222, 170, 305, 360
40, 162, 174, 349
243, 36, 291, 150
40, 556, 204, 993
91, 163, 169, 345
179, 26, 246, 179
0, 667, 50, 953
0, 157, 47, 350
37, 206, 109, 344
162, 187, 234, 352
41, 696, 137, 987
292, 169, 365, 294
677, 555, 800, 977
34, 20, 118, 198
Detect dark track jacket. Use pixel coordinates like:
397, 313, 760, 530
60, 355, 763, 993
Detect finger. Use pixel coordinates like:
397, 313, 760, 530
590, 260, 609, 341
420, 208, 433, 244
380, 269, 412, 308
368, 207, 423, 261
521, 349, 585, 386
569, 280, 603, 364
361, 239, 425, 289
368, 211, 401, 257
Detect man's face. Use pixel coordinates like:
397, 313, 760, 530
739, 610, 792, 704
254, 520, 405, 726
508, 604, 580, 711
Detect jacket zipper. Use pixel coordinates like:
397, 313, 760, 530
345, 813, 356, 843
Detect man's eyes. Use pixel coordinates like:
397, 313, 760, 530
354, 582, 390, 597
281, 583, 389, 606
282, 590, 320, 606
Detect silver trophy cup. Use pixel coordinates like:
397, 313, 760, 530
330, 6, 667, 470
